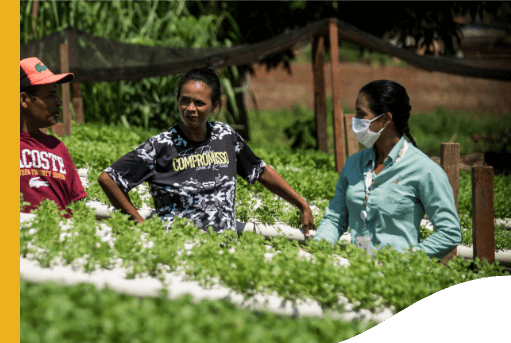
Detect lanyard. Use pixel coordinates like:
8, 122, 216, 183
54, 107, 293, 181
360, 140, 408, 231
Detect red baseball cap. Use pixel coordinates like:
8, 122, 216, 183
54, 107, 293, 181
20, 57, 74, 92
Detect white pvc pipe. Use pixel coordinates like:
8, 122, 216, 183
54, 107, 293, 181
85, 201, 155, 220
19, 254, 390, 322
21, 211, 511, 322
77, 168, 88, 178
20, 257, 394, 322
20, 211, 392, 321
22, 210, 511, 266
29, 168, 511, 267
237, 222, 310, 241
256, 221, 511, 267
457, 245, 511, 267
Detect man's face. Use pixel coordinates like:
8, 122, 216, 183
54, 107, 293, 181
23, 83, 63, 128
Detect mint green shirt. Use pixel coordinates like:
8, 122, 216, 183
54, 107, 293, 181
315, 136, 462, 259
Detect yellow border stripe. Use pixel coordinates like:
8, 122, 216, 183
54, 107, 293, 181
6, 1, 20, 342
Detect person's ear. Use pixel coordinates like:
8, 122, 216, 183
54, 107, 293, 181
20, 92, 31, 110
212, 100, 220, 114
383, 112, 393, 127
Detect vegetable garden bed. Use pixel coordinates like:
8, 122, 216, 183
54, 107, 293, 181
18, 205, 510, 341
20, 123, 511, 341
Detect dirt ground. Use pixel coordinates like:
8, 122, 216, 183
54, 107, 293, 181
247, 61, 511, 115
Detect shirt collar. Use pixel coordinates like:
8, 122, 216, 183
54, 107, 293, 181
366, 135, 407, 167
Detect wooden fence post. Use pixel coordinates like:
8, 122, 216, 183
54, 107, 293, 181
440, 143, 460, 212
72, 82, 84, 123
344, 114, 358, 157
67, 27, 84, 123
312, 36, 328, 153
440, 143, 460, 264
59, 43, 71, 136
472, 166, 495, 263
329, 18, 345, 173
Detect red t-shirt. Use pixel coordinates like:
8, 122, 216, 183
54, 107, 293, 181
20, 131, 87, 216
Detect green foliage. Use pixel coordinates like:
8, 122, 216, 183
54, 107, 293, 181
371, 248, 508, 310
248, 104, 511, 221
250, 103, 511, 158
283, 111, 317, 150
21, 1, 242, 130
20, 120, 511, 332
80, 77, 183, 130
251, 100, 353, 152
422, 211, 511, 251
457, 170, 511, 219
494, 225, 511, 252
22, 198, 509, 316
20, 1, 511, 335
20, 179, 509, 340
61, 201, 113, 272
37, 119, 511, 244
21, 280, 375, 343
408, 108, 511, 156
84, 168, 110, 204
20, 199, 68, 268
458, 172, 472, 218
424, 213, 510, 251
56, 120, 510, 234
234, 186, 256, 223
20, 193, 30, 212
419, 225, 433, 240
461, 222, 511, 252
493, 175, 511, 218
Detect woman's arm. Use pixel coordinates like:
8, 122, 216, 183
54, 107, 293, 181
257, 165, 314, 237
98, 172, 144, 223
314, 172, 349, 245
415, 167, 462, 258
97, 137, 158, 224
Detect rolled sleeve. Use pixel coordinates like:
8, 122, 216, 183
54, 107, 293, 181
415, 167, 462, 258
234, 130, 266, 184
104, 138, 157, 193
315, 169, 349, 245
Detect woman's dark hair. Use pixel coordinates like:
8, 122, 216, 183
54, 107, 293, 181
177, 66, 222, 112
359, 79, 419, 149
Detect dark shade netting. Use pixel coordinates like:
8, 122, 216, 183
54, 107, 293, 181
20, 18, 511, 83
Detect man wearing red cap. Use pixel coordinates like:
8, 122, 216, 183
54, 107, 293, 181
20, 57, 87, 216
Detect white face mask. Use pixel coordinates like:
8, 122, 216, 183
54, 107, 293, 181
352, 114, 386, 148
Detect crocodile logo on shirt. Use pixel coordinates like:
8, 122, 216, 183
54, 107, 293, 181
29, 177, 49, 188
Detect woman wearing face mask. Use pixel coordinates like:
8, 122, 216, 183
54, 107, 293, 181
314, 80, 461, 259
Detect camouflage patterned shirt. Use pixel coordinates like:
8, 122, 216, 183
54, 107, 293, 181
105, 121, 266, 232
